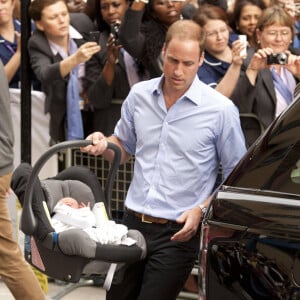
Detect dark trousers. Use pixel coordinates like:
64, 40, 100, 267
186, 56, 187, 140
107, 210, 200, 300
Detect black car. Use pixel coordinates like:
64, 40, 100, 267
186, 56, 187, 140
199, 97, 300, 300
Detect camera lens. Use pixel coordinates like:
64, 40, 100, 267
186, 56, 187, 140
278, 53, 287, 64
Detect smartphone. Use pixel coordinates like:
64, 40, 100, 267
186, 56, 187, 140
89, 31, 100, 43
110, 23, 120, 45
238, 35, 247, 58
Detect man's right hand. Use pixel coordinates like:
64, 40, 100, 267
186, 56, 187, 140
80, 131, 108, 156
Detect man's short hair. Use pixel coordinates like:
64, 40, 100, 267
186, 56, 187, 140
165, 20, 205, 56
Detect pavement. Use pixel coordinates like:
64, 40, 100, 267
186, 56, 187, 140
0, 196, 107, 300
0, 278, 106, 299
0, 279, 197, 300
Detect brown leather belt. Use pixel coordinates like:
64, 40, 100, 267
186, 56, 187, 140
126, 208, 171, 224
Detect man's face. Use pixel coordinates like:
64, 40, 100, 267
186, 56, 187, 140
162, 38, 203, 94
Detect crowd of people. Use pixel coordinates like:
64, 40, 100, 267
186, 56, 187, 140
1, 0, 300, 145
1, 0, 300, 299
1, 0, 300, 144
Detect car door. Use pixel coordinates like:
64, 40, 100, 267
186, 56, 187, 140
199, 99, 300, 300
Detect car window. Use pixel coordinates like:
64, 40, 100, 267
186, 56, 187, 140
226, 141, 300, 195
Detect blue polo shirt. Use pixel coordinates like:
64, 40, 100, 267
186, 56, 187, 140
294, 21, 300, 48
197, 32, 239, 88
0, 20, 21, 88
0, 19, 40, 90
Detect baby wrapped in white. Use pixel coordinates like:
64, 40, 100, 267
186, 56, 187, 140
52, 198, 135, 246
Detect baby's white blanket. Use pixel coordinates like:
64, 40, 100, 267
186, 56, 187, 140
52, 203, 135, 246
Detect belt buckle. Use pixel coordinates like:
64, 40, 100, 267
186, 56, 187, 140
141, 214, 152, 223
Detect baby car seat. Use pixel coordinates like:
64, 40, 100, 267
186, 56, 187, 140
12, 141, 146, 290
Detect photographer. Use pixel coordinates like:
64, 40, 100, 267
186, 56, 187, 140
231, 5, 300, 147
83, 0, 143, 136
192, 4, 247, 99
28, 0, 100, 143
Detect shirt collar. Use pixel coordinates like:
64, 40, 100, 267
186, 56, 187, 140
69, 25, 83, 39
152, 75, 202, 106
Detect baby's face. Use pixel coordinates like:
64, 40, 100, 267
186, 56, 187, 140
60, 197, 79, 209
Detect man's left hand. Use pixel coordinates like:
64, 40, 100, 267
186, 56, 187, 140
171, 206, 203, 242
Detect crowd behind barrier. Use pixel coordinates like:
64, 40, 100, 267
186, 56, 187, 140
2, 0, 300, 298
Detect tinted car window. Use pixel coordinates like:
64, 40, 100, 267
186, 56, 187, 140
225, 102, 300, 195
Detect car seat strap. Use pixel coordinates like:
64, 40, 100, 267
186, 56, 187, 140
52, 232, 58, 248
103, 263, 117, 290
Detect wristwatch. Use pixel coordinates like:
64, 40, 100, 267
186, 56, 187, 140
134, 0, 149, 4
198, 204, 207, 220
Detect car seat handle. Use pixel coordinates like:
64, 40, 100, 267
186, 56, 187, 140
21, 140, 121, 235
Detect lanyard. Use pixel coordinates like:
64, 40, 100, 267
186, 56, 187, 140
0, 35, 16, 54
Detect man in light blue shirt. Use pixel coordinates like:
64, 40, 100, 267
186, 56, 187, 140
82, 19, 246, 300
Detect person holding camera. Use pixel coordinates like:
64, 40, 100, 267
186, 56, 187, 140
83, 0, 145, 136
27, 0, 100, 144
229, 0, 266, 48
192, 4, 247, 99
117, 0, 185, 79
230, 5, 300, 148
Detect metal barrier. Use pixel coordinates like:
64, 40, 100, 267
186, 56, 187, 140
71, 149, 133, 223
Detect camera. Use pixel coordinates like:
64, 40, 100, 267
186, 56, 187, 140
266, 53, 288, 65
110, 22, 120, 44
89, 31, 100, 43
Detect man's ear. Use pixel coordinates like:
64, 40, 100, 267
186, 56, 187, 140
35, 21, 44, 32
162, 43, 166, 58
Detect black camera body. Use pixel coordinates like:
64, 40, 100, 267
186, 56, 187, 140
266, 53, 288, 65
110, 22, 120, 44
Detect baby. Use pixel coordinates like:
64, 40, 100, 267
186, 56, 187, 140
52, 197, 135, 246
56, 197, 88, 209
52, 197, 96, 232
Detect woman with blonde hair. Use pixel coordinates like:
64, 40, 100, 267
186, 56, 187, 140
231, 5, 300, 147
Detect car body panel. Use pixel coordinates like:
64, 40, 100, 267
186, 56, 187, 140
199, 98, 300, 299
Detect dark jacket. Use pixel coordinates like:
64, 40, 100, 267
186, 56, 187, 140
231, 47, 300, 147
28, 13, 96, 143
119, 8, 166, 78
83, 30, 130, 136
